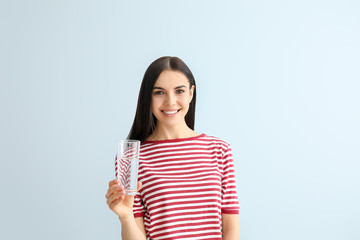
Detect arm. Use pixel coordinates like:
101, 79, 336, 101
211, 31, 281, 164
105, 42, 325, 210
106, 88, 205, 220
106, 179, 146, 240
135, 217, 146, 236
222, 213, 240, 240
119, 216, 146, 240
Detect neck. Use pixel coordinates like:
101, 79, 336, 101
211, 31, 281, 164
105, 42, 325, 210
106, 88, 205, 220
149, 122, 198, 141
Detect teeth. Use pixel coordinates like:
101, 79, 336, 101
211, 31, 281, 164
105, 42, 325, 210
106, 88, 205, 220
163, 110, 178, 114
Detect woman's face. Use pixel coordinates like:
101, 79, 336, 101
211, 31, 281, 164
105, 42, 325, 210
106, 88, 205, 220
151, 70, 194, 128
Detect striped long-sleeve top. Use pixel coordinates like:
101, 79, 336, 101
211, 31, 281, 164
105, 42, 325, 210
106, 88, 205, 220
133, 133, 239, 240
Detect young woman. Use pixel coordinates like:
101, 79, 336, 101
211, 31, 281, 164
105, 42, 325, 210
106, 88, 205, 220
105, 56, 240, 240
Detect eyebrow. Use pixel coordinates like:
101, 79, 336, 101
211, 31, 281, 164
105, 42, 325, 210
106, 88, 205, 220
153, 85, 187, 90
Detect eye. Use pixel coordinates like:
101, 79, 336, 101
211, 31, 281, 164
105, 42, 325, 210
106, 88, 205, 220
176, 89, 185, 94
153, 91, 164, 95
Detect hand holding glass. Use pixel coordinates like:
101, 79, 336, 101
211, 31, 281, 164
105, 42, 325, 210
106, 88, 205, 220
115, 140, 140, 195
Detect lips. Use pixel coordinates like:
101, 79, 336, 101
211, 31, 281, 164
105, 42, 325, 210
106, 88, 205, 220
162, 109, 180, 115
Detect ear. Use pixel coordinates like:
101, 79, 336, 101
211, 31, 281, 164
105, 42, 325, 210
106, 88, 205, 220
189, 85, 195, 103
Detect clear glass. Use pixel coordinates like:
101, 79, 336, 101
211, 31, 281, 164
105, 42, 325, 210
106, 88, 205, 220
115, 140, 140, 195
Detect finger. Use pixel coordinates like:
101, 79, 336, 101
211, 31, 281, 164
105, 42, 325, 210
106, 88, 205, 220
107, 189, 125, 205
108, 197, 124, 210
105, 184, 124, 199
137, 181, 142, 191
108, 178, 119, 187
107, 190, 125, 204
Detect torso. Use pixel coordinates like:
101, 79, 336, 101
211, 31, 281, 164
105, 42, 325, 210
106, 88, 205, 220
132, 134, 239, 239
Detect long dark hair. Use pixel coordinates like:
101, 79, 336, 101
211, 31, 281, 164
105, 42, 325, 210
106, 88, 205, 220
127, 56, 197, 142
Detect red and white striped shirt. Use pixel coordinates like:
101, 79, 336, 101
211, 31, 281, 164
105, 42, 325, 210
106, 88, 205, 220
133, 134, 239, 240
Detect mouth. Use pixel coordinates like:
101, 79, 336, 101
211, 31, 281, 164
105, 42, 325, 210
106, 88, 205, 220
161, 109, 180, 115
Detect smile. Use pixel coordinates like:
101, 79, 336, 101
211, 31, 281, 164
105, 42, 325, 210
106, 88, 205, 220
162, 110, 180, 115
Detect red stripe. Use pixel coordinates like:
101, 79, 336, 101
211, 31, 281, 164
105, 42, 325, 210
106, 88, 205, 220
148, 209, 221, 223
148, 200, 221, 212
141, 147, 224, 156
151, 227, 221, 238
139, 168, 223, 177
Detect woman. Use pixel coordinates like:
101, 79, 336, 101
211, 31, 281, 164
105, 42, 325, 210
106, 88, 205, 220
105, 56, 240, 240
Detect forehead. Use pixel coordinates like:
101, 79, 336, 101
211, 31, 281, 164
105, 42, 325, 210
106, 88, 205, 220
154, 70, 189, 87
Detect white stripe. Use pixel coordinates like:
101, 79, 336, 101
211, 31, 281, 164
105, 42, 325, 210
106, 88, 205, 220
144, 189, 221, 203
150, 202, 221, 214
139, 172, 221, 184
141, 148, 224, 157
148, 201, 220, 214
139, 165, 219, 173
140, 175, 221, 189
151, 224, 220, 235
154, 229, 222, 239
142, 180, 221, 194
181, 235, 223, 240
148, 210, 221, 226
140, 161, 219, 169
141, 154, 223, 163
144, 213, 219, 229
149, 196, 221, 208
145, 212, 220, 226
150, 217, 221, 231
145, 190, 221, 205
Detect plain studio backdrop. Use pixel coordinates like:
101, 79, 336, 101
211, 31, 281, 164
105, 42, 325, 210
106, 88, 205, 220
0, 0, 359, 239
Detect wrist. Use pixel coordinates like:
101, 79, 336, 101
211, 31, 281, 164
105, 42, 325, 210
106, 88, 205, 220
119, 215, 135, 224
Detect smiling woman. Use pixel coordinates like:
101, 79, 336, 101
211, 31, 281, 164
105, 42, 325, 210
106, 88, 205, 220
105, 56, 240, 240
127, 57, 197, 143
149, 70, 195, 140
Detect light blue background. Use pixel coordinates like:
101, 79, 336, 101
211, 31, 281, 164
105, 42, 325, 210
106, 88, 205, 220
1, 0, 359, 239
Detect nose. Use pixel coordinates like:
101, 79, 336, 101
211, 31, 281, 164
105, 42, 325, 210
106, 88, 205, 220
165, 92, 176, 106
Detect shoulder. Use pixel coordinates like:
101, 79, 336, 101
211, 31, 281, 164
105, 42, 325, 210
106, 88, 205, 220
200, 134, 231, 150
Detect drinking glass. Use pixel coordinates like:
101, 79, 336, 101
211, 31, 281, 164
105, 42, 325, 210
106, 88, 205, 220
115, 140, 140, 195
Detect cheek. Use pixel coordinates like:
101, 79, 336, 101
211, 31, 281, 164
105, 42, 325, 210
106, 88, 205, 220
180, 95, 191, 105
151, 97, 161, 109
178, 100, 188, 111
